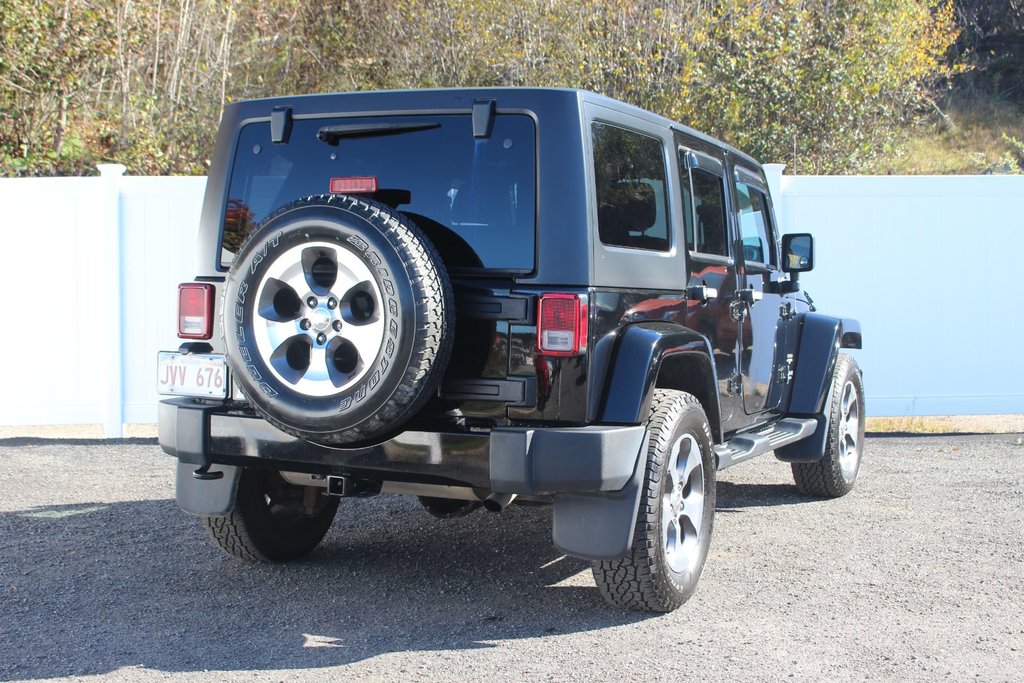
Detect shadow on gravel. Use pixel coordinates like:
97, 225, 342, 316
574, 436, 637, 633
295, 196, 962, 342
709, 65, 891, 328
715, 481, 817, 510
0, 437, 159, 448
0, 496, 652, 680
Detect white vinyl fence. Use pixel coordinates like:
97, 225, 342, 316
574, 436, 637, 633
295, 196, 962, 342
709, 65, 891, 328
774, 172, 1024, 418
0, 167, 204, 436
1, 167, 1021, 436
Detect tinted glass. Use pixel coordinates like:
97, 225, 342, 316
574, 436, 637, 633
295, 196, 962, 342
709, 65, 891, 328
222, 114, 536, 271
688, 167, 729, 256
734, 181, 775, 266
592, 123, 669, 251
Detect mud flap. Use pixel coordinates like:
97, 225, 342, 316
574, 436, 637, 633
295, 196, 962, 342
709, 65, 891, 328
550, 434, 648, 561
175, 462, 240, 516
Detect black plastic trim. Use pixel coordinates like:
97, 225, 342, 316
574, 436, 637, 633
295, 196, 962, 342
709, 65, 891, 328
457, 294, 533, 323
440, 377, 536, 407
270, 106, 293, 144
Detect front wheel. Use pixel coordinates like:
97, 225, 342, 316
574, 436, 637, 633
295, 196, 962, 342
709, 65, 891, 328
201, 468, 339, 562
592, 389, 716, 612
791, 353, 865, 497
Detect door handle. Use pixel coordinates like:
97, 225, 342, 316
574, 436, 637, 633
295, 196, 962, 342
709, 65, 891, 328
736, 287, 763, 304
686, 284, 719, 303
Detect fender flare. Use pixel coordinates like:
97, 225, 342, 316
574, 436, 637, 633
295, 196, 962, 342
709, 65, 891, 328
597, 321, 722, 442
786, 313, 862, 415
776, 313, 862, 463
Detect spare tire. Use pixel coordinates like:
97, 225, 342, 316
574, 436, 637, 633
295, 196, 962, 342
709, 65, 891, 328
222, 194, 454, 445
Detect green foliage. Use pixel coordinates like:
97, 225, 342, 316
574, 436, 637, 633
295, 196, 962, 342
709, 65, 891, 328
671, 0, 958, 173
0, 0, 962, 176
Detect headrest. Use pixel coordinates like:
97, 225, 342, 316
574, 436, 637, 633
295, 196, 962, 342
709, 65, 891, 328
599, 182, 657, 242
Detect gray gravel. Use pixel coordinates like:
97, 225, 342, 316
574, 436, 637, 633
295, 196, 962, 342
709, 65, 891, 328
1, 434, 1022, 682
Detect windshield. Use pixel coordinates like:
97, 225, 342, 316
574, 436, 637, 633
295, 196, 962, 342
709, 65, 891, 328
221, 114, 537, 272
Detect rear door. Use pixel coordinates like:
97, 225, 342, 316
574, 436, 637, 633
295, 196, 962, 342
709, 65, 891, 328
678, 145, 744, 431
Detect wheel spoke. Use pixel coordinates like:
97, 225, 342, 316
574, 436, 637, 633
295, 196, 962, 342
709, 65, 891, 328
662, 499, 675, 530
841, 381, 854, 416
341, 318, 385, 362
846, 397, 860, 434
262, 318, 299, 350
302, 346, 333, 386
302, 246, 338, 295
682, 488, 703, 530
680, 437, 701, 489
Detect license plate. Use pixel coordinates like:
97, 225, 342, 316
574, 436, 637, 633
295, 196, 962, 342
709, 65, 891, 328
157, 352, 229, 398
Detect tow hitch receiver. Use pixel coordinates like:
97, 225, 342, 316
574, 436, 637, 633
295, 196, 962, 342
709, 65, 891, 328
326, 475, 382, 497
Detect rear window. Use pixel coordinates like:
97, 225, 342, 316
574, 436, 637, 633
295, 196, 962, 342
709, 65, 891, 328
221, 114, 536, 272
592, 122, 670, 251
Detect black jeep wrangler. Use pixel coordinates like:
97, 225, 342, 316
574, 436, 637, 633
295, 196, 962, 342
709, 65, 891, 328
158, 88, 863, 612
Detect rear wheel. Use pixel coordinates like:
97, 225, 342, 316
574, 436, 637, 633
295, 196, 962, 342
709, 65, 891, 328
592, 390, 716, 612
792, 353, 865, 497
201, 468, 339, 562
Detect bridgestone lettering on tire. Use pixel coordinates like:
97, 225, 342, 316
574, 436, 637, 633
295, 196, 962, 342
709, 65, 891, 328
222, 194, 454, 445
592, 389, 717, 612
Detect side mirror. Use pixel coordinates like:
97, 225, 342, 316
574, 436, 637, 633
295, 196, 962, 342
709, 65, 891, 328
782, 233, 814, 273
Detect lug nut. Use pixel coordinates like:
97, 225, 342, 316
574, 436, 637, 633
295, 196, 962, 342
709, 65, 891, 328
316, 333, 327, 344
327, 297, 338, 310
307, 297, 318, 308
300, 319, 312, 330
332, 320, 342, 332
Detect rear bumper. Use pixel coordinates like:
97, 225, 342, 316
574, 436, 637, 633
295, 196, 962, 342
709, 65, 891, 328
158, 397, 646, 495
161, 397, 648, 560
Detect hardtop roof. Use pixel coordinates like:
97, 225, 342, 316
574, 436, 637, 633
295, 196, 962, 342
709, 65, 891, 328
234, 87, 763, 171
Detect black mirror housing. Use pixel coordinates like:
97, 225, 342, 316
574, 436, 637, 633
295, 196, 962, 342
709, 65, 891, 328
782, 233, 814, 273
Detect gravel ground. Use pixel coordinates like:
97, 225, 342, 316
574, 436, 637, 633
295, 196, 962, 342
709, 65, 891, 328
1, 434, 1022, 682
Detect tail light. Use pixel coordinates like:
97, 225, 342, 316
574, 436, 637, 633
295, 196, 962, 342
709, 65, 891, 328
178, 283, 214, 339
537, 293, 588, 357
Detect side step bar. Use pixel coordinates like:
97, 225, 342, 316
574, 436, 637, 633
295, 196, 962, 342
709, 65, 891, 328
714, 417, 817, 471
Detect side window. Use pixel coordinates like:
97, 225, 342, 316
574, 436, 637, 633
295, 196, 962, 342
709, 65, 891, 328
592, 123, 670, 251
733, 180, 776, 267
679, 151, 729, 257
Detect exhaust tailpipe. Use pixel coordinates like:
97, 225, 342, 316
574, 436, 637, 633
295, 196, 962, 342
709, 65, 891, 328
482, 492, 517, 512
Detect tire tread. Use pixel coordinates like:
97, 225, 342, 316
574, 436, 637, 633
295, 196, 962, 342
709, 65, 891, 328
592, 389, 714, 612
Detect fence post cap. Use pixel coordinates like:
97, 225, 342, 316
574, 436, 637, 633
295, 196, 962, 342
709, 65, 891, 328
96, 163, 127, 177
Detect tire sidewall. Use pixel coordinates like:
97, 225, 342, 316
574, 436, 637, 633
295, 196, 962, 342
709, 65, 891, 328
223, 199, 417, 435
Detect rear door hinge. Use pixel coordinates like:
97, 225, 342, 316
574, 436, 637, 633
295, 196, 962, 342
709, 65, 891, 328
727, 374, 743, 395
729, 299, 746, 322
